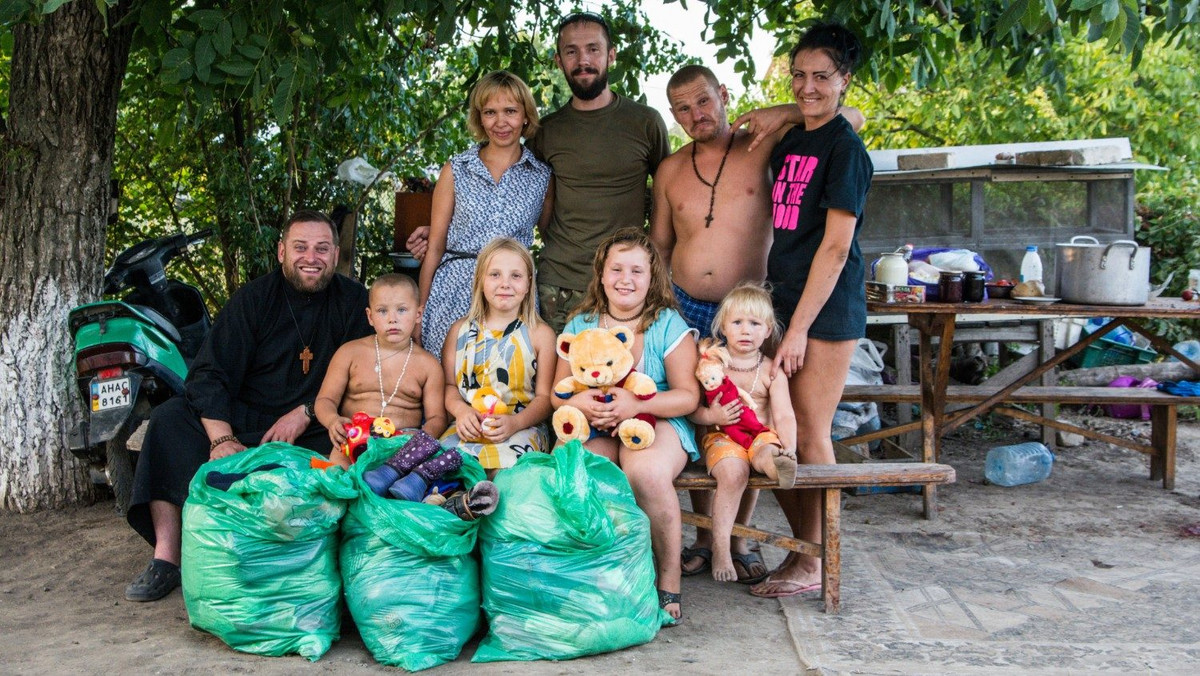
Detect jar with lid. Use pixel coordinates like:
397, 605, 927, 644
938, 271, 964, 303
875, 253, 909, 286
963, 271, 986, 302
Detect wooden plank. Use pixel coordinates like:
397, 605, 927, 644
672, 462, 956, 490
869, 297, 1200, 319
842, 384, 1200, 405
823, 487, 842, 613
991, 406, 1151, 455
679, 511, 819, 557
1150, 405, 1176, 490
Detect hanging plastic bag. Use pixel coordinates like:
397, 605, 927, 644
1106, 376, 1158, 420
181, 442, 357, 661
340, 434, 487, 672
472, 440, 668, 662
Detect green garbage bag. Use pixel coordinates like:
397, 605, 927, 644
473, 440, 669, 662
181, 442, 356, 661
341, 434, 487, 672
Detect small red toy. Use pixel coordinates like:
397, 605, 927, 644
341, 411, 374, 463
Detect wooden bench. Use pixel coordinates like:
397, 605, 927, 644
842, 385, 1199, 490
673, 461, 956, 613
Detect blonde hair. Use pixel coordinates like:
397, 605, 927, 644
571, 227, 678, 333
369, 273, 419, 303
712, 281, 781, 354
465, 237, 540, 328
467, 71, 541, 142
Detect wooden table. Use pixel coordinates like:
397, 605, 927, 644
841, 297, 1200, 516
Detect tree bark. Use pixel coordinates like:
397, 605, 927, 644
0, 2, 135, 511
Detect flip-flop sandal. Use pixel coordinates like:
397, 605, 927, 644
749, 578, 821, 598
680, 546, 712, 576
732, 550, 770, 584
658, 589, 682, 626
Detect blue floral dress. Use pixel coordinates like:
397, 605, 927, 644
421, 144, 551, 356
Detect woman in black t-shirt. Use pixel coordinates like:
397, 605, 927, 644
751, 23, 874, 599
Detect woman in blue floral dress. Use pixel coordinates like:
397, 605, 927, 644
417, 71, 553, 357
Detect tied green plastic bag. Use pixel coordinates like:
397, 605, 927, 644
473, 440, 669, 662
181, 442, 356, 661
341, 434, 486, 672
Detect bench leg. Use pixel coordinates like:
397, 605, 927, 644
821, 487, 841, 613
1150, 405, 1176, 490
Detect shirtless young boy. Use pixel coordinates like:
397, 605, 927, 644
314, 273, 447, 466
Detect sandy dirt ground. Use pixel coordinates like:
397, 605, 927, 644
1, 412, 1197, 675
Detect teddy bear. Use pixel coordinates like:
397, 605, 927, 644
695, 340, 771, 450
552, 325, 658, 450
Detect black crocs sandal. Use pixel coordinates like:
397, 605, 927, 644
125, 558, 181, 602
658, 589, 682, 626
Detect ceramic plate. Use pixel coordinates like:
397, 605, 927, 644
1012, 296, 1062, 305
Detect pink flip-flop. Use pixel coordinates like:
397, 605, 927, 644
749, 578, 821, 598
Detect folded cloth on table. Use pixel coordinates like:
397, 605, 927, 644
1157, 380, 1200, 396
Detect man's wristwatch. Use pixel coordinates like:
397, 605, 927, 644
302, 401, 316, 420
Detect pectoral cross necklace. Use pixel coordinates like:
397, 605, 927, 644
691, 131, 735, 228
283, 293, 318, 375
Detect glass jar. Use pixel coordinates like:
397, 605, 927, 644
963, 271, 986, 302
938, 271, 964, 303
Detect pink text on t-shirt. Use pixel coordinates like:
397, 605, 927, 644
771, 154, 818, 231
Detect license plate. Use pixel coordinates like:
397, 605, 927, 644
91, 377, 132, 412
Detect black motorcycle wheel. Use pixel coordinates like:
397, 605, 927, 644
104, 399, 149, 517
105, 430, 136, 517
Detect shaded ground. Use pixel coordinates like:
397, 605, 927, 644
1, 412, 1198, 674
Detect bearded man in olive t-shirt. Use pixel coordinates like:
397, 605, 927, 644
525, 12, 670, 332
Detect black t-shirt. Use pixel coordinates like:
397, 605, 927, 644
767, 115, 873, 340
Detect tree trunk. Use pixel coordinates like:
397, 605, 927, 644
0, 2, 135, 511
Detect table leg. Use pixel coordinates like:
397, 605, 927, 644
821, 487, 841, 613
1039, 319, 1057, 448
914, 314, 954, 519
1150, 405, 1176, 490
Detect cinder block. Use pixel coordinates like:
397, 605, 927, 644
897, 152, 953, 171
1015, 146, 1125, 167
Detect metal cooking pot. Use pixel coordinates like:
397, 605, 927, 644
1055, 235, 1151, 305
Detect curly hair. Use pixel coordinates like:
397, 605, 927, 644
570, 227, 679, 333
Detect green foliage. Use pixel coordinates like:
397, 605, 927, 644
700, 0, 1200, 92
94, 1, 684, 305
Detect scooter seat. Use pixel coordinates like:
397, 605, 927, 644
131, 304, 183, 345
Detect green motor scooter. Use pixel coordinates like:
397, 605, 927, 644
68, 230, 211, 513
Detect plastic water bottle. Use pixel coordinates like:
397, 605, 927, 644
1170, 339, 1200, 363
985, 442, 1054, 486
1019, 246, 1043, 283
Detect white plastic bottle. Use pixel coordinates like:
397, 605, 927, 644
1020, 246, 1043, 283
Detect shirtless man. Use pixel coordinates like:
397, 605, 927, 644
314, 273, 447, 466
651, 64, 863, 582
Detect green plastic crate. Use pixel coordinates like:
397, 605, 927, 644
1070, 337, 1157, 368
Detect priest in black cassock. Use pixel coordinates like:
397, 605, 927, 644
123, 210, 372, 602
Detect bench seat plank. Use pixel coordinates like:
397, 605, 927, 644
842, 384, 1200, 405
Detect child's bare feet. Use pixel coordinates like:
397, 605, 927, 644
773, 446, 798, 489
711, 549, 737, 582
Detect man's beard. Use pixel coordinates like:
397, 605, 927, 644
283, 263, 334, 294
567, 67, 609, 101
